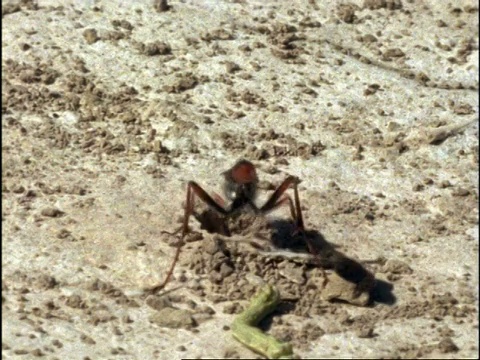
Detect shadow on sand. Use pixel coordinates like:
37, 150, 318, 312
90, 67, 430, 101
195, 209, 396, 306
268, 218, 396, 306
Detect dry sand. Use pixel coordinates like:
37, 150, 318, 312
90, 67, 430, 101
2, 0, 479, 358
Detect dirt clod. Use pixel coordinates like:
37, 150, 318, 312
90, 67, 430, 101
146, 295, 172, 311
321, 270, 372, 306
382, 259, 413, 275
139, 41, 172, 56
357, 326, 375, 338
149, 307, 196, 329
438, 337, 459, 353
83, 29, 99, 44
40, 207, 65, 217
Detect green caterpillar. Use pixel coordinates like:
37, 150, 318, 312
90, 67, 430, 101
232, 284, 294, 359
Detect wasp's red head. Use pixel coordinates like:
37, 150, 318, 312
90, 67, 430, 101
223, 159, 258, 202
228, 159, 258, 184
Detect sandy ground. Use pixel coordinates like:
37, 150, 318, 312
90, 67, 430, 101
2, 0, 479, 359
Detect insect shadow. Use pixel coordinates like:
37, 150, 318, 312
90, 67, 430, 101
194, 208, 396, 307
268, 218, 396, 307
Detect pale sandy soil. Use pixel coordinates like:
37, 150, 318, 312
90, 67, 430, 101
1, 0, 479, 359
